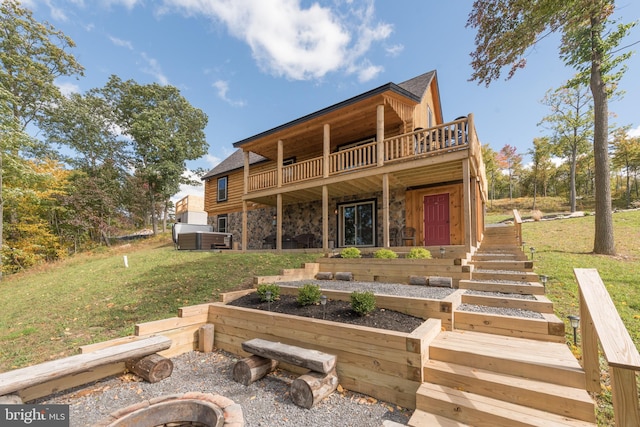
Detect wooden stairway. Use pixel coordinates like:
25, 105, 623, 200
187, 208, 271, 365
408, 331, 596, 426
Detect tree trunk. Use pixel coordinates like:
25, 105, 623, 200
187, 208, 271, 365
125, 354, 173, 383
149, 186, 158, 235
232, 355, 278, 386
626, 165, 631, 209
290, 369, 339, 409
0, 152, 3, 281
570, 147, 577, 213
590, 25, 615, 255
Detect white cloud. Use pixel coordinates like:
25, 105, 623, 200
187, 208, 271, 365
141, 52, 169, 85
212, 80, 246, 107
385, 44, 404, 57
57, 81, 81, 96
109, 36, 134, 50
102, 0, 140, 9
629, 125, 640, 138
159, 0, 392, 81
355, 61, 383, 82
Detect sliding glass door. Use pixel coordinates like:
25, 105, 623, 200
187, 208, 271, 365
338, 200, 375, 247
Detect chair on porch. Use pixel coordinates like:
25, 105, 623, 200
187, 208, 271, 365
389, 227, 399, 247
401, 226, 417, 246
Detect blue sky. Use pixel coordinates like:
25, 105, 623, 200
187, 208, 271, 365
22, 0, 640, 201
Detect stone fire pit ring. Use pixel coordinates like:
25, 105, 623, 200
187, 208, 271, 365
94, 392, 244, 427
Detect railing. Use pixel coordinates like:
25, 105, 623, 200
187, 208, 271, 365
248, 169, 276, 192
246, 117, 476, 192
573, 268, 640, 426
513, 209, 523, 246
329, 141, 377, 175
283, 157, 323, 184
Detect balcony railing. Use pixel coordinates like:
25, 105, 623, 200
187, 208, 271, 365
246, 117, 476, 193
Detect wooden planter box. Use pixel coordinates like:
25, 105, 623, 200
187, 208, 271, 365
208, 300, 442, 410
316, 258, 471, 287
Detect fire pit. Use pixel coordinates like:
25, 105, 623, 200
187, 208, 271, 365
95, 392, 244, 427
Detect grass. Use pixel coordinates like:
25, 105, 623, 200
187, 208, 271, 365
0, 235, 318, 371
1, 200, 638, 425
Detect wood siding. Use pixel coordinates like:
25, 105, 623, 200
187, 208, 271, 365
405, 184, 463, 246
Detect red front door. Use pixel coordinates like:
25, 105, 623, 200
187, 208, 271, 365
423, 193, 450, 245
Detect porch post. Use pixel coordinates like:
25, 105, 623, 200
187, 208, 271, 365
382, 173, 390, 248
471, 178, 478, 249
276, 193, 282, 251
463, 159, 472, 252
323, 124, 330, 178
242, 200, 248, 252
243, 150, 249, 195
377, 104, 384, 167
322, 185, 329, 251
277, 139, 283, 187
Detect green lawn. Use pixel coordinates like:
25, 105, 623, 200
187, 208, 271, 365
1, 207, 638, 426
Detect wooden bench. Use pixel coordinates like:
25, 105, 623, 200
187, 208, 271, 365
233, 338, 338, 408
0, 335, 172, 403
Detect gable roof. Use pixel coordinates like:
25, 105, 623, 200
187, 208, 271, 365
201, 149, 266, 180
397, 70, 436, 99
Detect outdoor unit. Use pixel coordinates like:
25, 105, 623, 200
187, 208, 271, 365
172, 223, 233, 250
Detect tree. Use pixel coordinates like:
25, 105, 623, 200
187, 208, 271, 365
612, 128, 640, 208
481, 143, 500, 207
102, 76, 208, 234
1, 0, 83, 277
539, 85, 593, 212
467, 0, 636, 255
497, 144, 522, 200
527, 137, 553, 210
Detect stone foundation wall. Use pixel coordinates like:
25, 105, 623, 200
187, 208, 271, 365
209, 189, 407, 249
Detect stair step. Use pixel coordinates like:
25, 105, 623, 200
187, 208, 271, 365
461, 292, 554, 313
415, 383, 595, 427
423, 360, 595, 422
471, 260, 534, 271
473, 269, 539, 282
429, 331, 585, 388
459, 279, 545, 295
454, 309, 565, 342
408, 409, 470, 426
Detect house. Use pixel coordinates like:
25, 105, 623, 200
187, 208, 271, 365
174, 194, 208, 225
202, 70, 487, 252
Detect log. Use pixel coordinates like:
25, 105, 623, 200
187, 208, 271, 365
428, 276, 453, 288
198, 324, 215, 353
315, 272, 334, 280
409, 275, 428, 286
0, 394, 23, 404
232, 355, 278, 386
241, 338, 336, 374
125, 354, 173, 383
335, 272, 353, 281
290, 369, 339, 409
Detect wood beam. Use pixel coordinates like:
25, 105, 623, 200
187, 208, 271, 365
382, 173, 390, 248
322, 186, 329, 251
277, 140, 283, 188
377, 104, 384, 167
323, 124, 330, 178
242, 200, 248, 252
463, 159, 472, 252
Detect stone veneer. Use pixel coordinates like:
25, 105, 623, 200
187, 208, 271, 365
210, 189, 407, 250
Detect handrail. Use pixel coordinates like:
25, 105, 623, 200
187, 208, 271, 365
512, 209, 522, 246
573, 268, 640, 425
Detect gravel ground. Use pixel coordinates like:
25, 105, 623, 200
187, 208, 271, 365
37, 280, 541, 426
464, 289, 536, 300
38, 350, 413, 427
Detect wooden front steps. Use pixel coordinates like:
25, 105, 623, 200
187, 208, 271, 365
408, 330, 595, 427
461, 292, 554, 313
458, 279, 545, 295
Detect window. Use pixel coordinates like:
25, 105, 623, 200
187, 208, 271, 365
427, 105, 433, 128
217, 214, 228, 233
217, 176, 228, 202
337, 200, 376, 247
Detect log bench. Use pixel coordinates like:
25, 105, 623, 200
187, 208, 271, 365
233, 338, 338, 409
0, 335, 172, 403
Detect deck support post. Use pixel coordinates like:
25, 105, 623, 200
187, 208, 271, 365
322, 185, 329, 251
377, 104, 384, 167
277, 139, 283, 188
242, 201, 248, 252
463, 159, 472, 252
276, 193, 282, 251
382, 173, 390, 247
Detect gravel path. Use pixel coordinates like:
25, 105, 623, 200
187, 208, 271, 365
37, 280, 542, 426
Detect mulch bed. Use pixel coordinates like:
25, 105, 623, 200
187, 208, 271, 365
227, 293, 425, 333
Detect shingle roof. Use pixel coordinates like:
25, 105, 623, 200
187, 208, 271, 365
397, 70, 436, 98
201, 149, 266, 180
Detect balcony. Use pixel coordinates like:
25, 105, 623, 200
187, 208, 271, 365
246, 117, 481, 194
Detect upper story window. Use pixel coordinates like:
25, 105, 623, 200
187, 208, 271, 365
217, 176, 228, 202
427, 105, 433, 128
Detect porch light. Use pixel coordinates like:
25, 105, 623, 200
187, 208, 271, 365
529, 246, 535, 260
540, 275, 548, 289
266, 291, 272, 311
440, 247, 446, 259
272, 214, 276, 226
567, 315, 580, 346
321, 295, 327, 319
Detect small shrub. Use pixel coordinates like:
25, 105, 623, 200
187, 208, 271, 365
340, 247, 361, 258
350, 291, 376, 316
531, 209, 543, 221
407, 248, 432, 259
256, 283, 280, 302
374, 248, 398, 259
297, 284, 322, 306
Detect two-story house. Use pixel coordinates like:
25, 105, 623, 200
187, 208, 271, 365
202, 70, 487, 253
